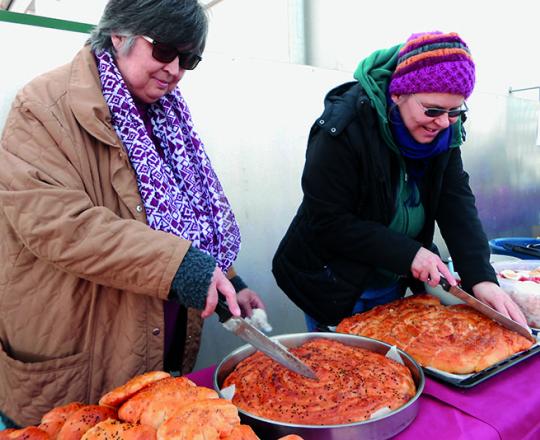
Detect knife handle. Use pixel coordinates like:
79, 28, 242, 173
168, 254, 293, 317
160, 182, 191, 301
438, 275, 451, 292
215, 296, 233, 323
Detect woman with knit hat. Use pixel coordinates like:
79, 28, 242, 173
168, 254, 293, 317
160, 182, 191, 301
272, 31, 528, 331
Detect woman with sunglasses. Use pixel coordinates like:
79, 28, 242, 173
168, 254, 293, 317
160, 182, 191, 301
0, 0, 265, 428
272, 31, 527, 332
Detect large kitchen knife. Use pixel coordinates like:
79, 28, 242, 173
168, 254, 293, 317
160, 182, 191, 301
439, 276, 536, 342
215, 298, 318, 379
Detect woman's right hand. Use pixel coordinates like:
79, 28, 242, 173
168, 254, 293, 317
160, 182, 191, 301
201, 267, 241, 319
411, 247, 456, 287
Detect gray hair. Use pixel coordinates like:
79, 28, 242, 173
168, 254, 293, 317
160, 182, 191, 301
89, 0, 208, 54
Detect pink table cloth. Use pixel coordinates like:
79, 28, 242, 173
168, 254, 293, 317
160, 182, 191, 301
188, 353, 540, 440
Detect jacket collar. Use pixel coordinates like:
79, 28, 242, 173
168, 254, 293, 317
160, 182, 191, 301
68, 45, 122, 148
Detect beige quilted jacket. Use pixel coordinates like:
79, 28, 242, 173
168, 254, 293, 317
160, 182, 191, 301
0, 46, 206, 426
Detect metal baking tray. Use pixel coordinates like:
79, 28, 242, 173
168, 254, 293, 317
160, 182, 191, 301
423, 337, 540, 388
214, 332, 424, 440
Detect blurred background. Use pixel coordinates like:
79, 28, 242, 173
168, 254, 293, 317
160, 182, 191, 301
1, 0, 539, 369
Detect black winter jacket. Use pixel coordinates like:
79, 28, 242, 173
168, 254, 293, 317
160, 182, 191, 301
272, 82, 496, 325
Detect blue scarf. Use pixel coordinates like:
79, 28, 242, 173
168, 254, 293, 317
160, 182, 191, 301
388, 97, 452, 180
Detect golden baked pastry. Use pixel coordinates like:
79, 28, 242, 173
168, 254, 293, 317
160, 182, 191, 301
99, 371, 171, 408
81, 419, 156, 440
57, 405, 117, 440
118, 377, 197, 424
139, 386, 219, 429
39, 402, 85, 439
336, 294, 534, 374
0, 427, 50, 440
156, 398, 240, 440
223, 338, 415, 425
5, 370, 305, 440
221, 424, 259, 440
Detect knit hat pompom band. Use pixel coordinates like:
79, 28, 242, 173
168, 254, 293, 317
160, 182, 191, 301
389, 31, 475, 99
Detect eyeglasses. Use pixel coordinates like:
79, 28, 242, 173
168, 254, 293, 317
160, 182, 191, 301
412, 94, 468, 118
141, 35, 202, 70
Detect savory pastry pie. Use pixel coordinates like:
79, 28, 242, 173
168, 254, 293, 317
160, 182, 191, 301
336, 294, 534, 374
223, 338, 416, 425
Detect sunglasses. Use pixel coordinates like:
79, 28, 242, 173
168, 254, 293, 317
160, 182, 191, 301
412, 94, 468, 118
141, 35, 202, 70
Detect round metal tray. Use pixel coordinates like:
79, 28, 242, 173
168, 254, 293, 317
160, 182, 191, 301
214, 332, 424, 440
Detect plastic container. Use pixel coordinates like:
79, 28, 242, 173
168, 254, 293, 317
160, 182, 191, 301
489, 237, 540, 260
492, 260, 540, 328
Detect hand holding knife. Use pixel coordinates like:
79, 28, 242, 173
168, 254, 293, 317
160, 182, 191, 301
438, 275, 535, 342
200, 267, 318, 377
215, 297, 319, 380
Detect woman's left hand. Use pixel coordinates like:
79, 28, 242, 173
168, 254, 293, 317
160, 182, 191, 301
473, 281, 528, 326
236, 288, 265, 318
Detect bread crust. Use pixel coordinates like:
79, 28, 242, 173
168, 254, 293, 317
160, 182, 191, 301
0, 427, 50, 440
223, 338, 415, 425
99, 371, 171, 408
80, 419, 156, 440
117, 377, 196, 424
156, 399, 240, 440
56, 405, 117, 440
336, 294, 534, 374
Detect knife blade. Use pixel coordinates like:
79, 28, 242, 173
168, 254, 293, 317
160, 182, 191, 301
215, 298, 318, 379
439, 276, 536, 342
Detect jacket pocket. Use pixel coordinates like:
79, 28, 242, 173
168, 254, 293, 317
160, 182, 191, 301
0, 341, 89, 427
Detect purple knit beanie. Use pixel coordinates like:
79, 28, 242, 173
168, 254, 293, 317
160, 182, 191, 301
389, 31, 475, 98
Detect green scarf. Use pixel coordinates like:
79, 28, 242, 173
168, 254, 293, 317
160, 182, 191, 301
353, 44, 465, 153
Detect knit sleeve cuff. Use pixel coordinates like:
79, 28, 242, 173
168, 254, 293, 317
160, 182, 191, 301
168, 246, 216, 309
229, 275, 248, 293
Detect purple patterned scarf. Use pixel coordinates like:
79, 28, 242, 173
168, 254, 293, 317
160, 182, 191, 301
95, 49, 240, 271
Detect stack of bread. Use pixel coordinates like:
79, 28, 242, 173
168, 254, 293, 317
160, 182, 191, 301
0, 371, 302, 440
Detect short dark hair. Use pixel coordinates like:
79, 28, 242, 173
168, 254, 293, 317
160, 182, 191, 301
89, 0, 208, 54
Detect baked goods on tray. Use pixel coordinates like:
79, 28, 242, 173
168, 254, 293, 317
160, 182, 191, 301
336, 294, 534, 374
223, 338, 416, 425
3, 372, 300, 440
